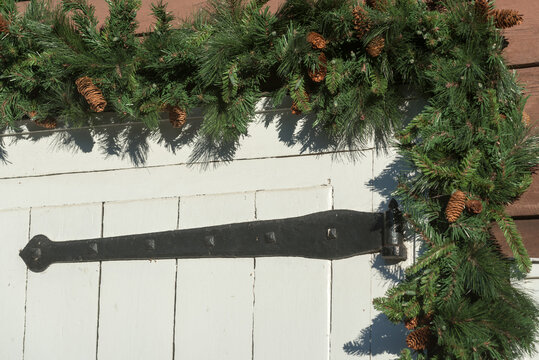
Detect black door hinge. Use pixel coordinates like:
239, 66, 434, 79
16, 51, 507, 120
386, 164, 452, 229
20, 200, 406, 272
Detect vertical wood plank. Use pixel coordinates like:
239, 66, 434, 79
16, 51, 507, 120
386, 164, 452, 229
24, 204, 102, 360
0, 209, 30, 360
253, 257, 331, 360
330, 255, 373, 360
175, 259, 255, 360
175, 192, 256, 359
97, 198, 178, 360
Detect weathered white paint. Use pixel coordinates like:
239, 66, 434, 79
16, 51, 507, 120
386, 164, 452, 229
98, 198, 178, 360
175, 191, 256, 359
253, 257, 331, 360
330, 256, 373, 360
179, 191, 255, 229
0, 153, 363, 211
175, 258, 255, 360
24, 204, 102, 360
0, 209, 29, 360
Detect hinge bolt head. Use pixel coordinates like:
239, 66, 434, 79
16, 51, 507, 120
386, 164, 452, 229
327, 228, 337, 240
204, 235, 215, 248
264, 232, 276, 243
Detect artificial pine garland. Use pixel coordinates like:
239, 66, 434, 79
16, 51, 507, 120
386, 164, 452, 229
1, 0, 538, 358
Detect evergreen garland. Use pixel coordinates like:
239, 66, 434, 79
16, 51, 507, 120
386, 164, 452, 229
1, 0, 538, 357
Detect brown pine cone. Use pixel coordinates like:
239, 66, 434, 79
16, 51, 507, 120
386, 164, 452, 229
475, 0, 491, 19
492, 9, 523, 29
446, 190, 466, 223
75, 76, 107, 112
406, 326, 432, 351
306, 32, 327, 50
366, 36, 385, 57
522, 111, 531, 126
35, 118, 57, 129
308, 53, 328, 82
352, 5, 371, 39
291, 101, 302, 115
0, 13, 9, 33
465, 199, 483, 214
168, 106, 187, 128
405, 317, 418, 330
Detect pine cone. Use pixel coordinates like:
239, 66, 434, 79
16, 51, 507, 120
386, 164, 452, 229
406, 327, 432, 351
306, 32, 327, 50
492, 9, 523, 29
308, 53, 327, 82
352, 5, 371, 39
366, 36, 385, 57
446, 190, 466, 223
425, 0, 446, 12
27, 111, 38, 119
475, 0, 491, 19
465, 199, 483, 214
75, 76, 107, 112
405, 317, 418, 330
522, 111, 531, 126
35, 117, 57, 129
291, 101, 302, 115
168, 106, 187, 128
0, 13, 9, 33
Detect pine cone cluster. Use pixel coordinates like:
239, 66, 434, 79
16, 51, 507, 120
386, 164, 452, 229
367, 36, 385, 57
492, 9, 523, 29
0, 13, 9, 33
308, 53, 327, 82
465, 199, 483, 214
406, 326, 432, 351
168, 105, 187, 128
35, 118, 57, 129
75, 76, 107, 112
352, 5, 371, 39
306, 32, 327, 50
446, 190, 466, 223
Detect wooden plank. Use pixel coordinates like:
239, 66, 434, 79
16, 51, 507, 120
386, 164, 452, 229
255, 185, 333, 220
497, 0, 539, 66
175, 259, 255, 360
24, 204, 102, 360
98, 198, 178, 360
174, 192, 255, 359
331, 255, 372, 360
0, 209, 29, 360
517, 67, 539, 123
253, 257, 331, 360
492, 218, 539, 259
0, 154, 353, 211
179, 192, 255, 229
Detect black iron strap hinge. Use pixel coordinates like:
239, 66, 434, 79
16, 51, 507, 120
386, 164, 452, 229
20, 199, 406, 273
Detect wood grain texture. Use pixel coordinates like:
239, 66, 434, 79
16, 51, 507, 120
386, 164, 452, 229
492, 219, 539, 259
